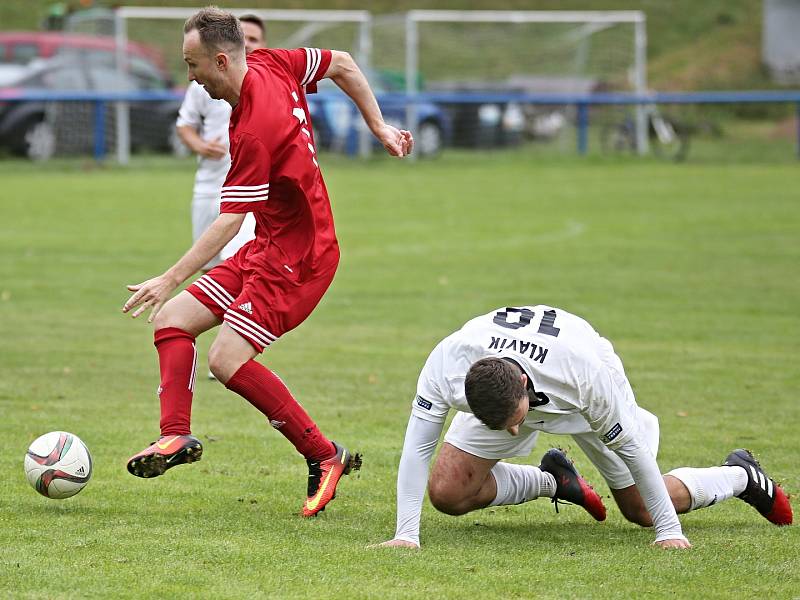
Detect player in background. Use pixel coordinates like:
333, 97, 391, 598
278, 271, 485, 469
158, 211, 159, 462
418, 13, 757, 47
122, 7, 413, 517
376, 306, 792, 548
175, 13, 265, 274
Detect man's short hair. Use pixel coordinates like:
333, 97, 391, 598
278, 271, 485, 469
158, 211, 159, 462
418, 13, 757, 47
464, 358, 526, 430
184, 6, 244, 55
238, 13, 265, 36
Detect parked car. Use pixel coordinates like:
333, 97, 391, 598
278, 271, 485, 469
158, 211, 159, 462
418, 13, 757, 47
425, 80, 528, 149
0, 31, 173, 86
0, 56, 183, 160
307, 71, 451, 157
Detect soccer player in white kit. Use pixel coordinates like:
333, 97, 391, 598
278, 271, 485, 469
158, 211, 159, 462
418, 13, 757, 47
175, 14, 265, 271
377, 305, 792, 549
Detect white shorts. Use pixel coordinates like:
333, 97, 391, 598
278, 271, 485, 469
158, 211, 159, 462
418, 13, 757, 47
443, 406, 660, 490
192, 193, 255, 270
220, 212, 256, 260
192, 192, 223, 270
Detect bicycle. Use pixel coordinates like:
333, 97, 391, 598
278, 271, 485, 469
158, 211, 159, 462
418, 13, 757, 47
601, 104, 691, 161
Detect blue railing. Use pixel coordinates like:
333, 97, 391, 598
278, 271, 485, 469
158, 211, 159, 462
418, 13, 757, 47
2, 89, 799, 158
392, 90, 800, 156
0, 89, 182, 160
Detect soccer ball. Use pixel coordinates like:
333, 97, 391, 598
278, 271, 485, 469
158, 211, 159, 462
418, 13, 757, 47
24, 431, 92, 499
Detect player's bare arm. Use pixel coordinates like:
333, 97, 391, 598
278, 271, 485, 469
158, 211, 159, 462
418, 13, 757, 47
324, 50, 414, 157
175, 125, 226, 159
123, 212, 245, 321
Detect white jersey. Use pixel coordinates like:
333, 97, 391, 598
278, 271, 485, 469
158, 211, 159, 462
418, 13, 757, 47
176, 81, 232, 197
413, 305, 638, 447
392, 305, 685, 547
177, 81, 255, 268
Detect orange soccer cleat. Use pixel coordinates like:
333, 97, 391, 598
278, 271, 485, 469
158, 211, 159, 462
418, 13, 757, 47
126, 435, 203, 478
302, 442, 362, 517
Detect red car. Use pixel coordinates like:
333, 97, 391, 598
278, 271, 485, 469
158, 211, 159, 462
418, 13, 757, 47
0, 31, 173, 86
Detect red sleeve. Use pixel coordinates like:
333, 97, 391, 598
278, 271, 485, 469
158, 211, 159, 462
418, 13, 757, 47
277, 48, 332, 94
220, 133, 270, 214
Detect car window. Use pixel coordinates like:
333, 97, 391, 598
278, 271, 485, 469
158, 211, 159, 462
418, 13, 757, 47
11, 43, 40, 64
41, 67, 89, 91
80, 49, 114, 68
129, 56, 168, 90
73, 50, 167, 91
0, 64, 27, 86
87, 66, 137, 92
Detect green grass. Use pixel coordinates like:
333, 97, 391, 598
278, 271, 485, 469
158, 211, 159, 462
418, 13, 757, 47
0, 150, 799, 598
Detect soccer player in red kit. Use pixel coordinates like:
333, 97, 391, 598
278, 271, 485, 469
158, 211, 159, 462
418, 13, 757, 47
122, 7, 413, 517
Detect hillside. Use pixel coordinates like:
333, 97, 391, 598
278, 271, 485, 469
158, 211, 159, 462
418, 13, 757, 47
0, 0, 776, 90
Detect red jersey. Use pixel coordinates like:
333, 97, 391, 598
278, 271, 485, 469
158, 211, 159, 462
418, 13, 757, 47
220, 48, 338, 282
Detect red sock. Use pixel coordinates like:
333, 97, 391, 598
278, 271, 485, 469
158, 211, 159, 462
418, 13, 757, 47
154, 327, 197, 437
226, 360, 335, 461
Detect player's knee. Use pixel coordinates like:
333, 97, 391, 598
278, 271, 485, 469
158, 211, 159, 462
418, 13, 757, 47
207, 346, 232, 383
152, 301, 180, 330
208, 347, 249, 384
428, 480, 468, 516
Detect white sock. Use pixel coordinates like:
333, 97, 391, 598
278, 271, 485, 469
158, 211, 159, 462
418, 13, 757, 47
489, 462, 556, 507
667, 466, 748, 511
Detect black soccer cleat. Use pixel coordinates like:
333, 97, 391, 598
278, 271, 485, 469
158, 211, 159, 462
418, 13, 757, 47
126, 435, 203, 478
539, 448, 606, 521
723, 449, 792, 526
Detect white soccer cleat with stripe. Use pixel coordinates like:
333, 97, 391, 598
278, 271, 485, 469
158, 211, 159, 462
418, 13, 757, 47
724, 449, 792, 526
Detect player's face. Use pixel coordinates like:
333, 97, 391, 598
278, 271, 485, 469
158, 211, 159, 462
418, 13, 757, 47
182, 29, 227, 99
241, 21, 265, 55
503, 394, 529, 437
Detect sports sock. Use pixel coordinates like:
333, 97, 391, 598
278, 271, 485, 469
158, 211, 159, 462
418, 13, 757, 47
489, 462, 557, 507
154, 327, 197, 437
667, 466, 748, 511
226, 360, 335, 461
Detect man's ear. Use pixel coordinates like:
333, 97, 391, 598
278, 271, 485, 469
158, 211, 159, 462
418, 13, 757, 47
215, 52, 228, 70
521, 373, 528, 387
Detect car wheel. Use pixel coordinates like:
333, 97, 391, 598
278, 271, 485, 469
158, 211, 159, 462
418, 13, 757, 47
24, 119, 56, 161
417, 120, 443, 157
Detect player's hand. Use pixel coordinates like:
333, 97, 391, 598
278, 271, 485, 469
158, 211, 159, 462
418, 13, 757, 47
122, 275, 178, 323
654, 538, 692, 549
367, 539, 420, 549
199, 136, 227, 159
375, 124, 414, 157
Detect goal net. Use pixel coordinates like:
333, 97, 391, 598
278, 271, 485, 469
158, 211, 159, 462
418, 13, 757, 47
372, 10, 647, 151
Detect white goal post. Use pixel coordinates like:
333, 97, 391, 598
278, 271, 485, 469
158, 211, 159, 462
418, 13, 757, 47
402, 10, 648, 155
111, 6, 373, 163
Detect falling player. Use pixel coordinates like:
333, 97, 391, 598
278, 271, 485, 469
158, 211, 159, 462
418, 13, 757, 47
376, 305, 792, 548
122, 6, 413, 517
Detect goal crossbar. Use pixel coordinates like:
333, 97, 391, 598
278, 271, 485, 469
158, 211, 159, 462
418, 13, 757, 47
116, 7, 371, 23
404, 10, 648, 157
407, 10, 645, 24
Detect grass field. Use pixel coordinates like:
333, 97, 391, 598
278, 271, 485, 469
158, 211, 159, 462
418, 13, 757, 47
1, 150, 798, 598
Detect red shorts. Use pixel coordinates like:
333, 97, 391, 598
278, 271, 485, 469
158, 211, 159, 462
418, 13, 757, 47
186, 250, 337, 353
